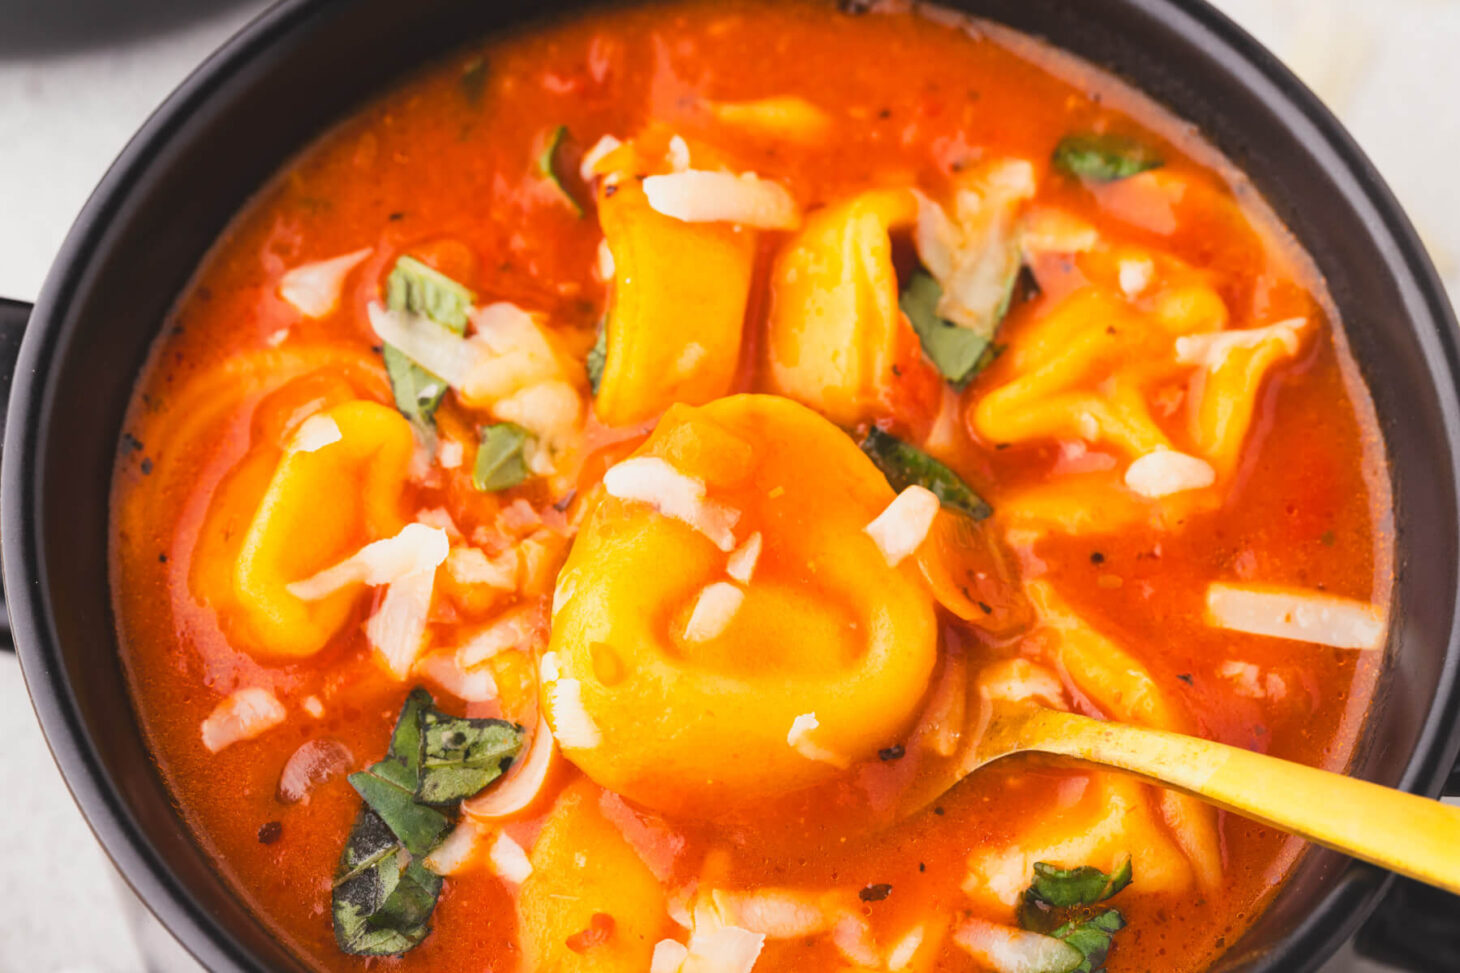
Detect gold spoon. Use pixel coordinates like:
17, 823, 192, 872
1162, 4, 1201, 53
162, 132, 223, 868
903, 701, 1460, 895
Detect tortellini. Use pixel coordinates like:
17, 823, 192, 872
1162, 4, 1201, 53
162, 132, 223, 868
200, 399, 414, 658
963, 580, 1222, 910
593, 132, 758, 426
766, 189, 923, 425
546, 394, 938, 812
518, 780, 668, 973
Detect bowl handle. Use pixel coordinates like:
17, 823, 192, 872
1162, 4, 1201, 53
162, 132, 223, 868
0, 298, 31, 652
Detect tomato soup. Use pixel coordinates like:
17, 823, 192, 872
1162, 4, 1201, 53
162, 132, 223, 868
110, 2, 1391, 971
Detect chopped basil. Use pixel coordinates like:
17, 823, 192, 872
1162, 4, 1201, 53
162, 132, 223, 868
386, 256, 475, 334
332, 689, 525, 957
1052, 910, 1126, 973
473, 423, 533, 492
900, 271, 999, 386
382, 256, 475, 433
333, 810, 442, 956
1018, 858, 1133, 973
860, 427, 992, 521
417, 706, 523, 804
460, 57, 488, 106
383, 346, 449, 431
539, 124, 584, 217
1052, 134, 1162, 183
1026, 857, 1133, 909
586, 322, 607, 395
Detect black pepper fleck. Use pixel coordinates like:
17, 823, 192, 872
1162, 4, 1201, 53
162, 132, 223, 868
977, 601, 992, 615
158, 553, 168, 564
121, 432, 144, 453
859, 883, 893, 902
388, 211, 405, 221
140, 458, 154, 475
257, 821, 283, 844
1177, 673, 1194, 685
604, 183, 618, 198
918, 862, 926, 873
1090, 551, 1105, 565
878, 744, 905, 761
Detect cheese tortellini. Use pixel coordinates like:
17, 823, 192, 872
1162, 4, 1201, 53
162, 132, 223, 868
546, 394, 938, 812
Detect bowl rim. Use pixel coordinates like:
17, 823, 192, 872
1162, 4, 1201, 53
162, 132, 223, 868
7, 0, 1460, 970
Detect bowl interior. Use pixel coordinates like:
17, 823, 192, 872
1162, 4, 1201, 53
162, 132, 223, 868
8, 1, 1459, 971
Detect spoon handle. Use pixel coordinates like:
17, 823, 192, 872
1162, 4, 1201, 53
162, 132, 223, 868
1018, 708, 1460, 895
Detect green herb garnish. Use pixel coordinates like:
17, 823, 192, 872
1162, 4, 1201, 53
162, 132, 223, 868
382, 256, 475, 433
473, 423, 533, 492
586, 322, 607, 396
1052, 133, 1162, 182
386, 256, 475, 333
1017, 857, 1133, 973
417, 705, 523, 804
860, 427, 992, 520
333, 689, 523, 956
539, 124, 583, 217
900, 271, 999, 386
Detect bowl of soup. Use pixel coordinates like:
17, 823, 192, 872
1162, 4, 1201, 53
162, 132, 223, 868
8, 1, 1460, 971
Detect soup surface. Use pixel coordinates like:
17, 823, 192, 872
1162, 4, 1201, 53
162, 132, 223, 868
111, 2, 1393, 971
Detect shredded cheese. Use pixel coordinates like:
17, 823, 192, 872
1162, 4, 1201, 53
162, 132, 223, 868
642, 170, 800, 230
1175, 318, 1307, 369
1124, 449, 1216, 498
1205, 582, 1386, 651
424, 820, 483, 876
786, 713, 849, 768
200, 688, 286, 753
291, 414, 342, 453
487, 831, 533, 884
278, 247, 372, 318
287, 523, 449, 601
725, 532, 762, 584
603, 456, 740, 551
684, 582, 744, 643
549, 678, 602, 749
864, 486, 940, 566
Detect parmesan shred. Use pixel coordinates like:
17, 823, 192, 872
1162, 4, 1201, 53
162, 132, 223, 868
437, 439, 465, 469
603, 456, 740, 551
1174, 317, 1308, 369
288, 523, 449, 601
487, 831, 533, 884
725, 532, 762, 584
864, 486, 940, 566
277, 247, 372, 318
831, 914, 882, 967
464, 716, 557, 820
684, 582, 744, 643
642, 170, 800, 230
579, 134, 623, 181
678, 925, 766, 973
1205, 582, 1386, 651
886, 924, 927, 970
786, 713, 850, 768
290, 414, 342, 453
456, 604, 545, 669
1123, 449, 1216, 498
668, 134, 692, 172
367, 568, 438, 679
415, 649, 498, 703
1118, 255, 1155, 296
200, 688, 286, 753
651, 939, 691, 973
952, 918, 1082, 973
424, 819, 484, 876
549, 678, 602, 749
710, 888, 837, 939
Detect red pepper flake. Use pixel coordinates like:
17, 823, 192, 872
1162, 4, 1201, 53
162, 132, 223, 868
565, 913, 616, 953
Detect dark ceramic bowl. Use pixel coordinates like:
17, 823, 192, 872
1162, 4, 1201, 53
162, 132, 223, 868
5, 1, 1459, 970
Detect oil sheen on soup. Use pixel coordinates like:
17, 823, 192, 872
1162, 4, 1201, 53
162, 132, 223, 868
110, 2, 1392, 971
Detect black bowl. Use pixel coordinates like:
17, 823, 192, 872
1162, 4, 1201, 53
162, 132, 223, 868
6, 1, 1459, 970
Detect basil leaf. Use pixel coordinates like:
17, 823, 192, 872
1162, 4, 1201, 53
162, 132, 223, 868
473, 422, 532, 492
348, 765, 451, 857
346, 690, 450, 856
417, 709, 524, 804
1052, 134, 1162, 183
1027, 857, 1133, 909
539, 125, 584, 217
382, 256, 474, 433
383, 346, 450, 431
586, 323, 607, 396
860, 427, 992, 521
1052, 909, 1125, 973
900, 271, 998, 386
333, 809, 442, 957
386, 256, 474, 334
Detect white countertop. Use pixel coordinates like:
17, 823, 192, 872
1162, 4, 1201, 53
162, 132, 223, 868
0, 1, 1453, 970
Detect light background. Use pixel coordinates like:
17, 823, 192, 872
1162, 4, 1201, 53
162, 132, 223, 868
0, 0, 1455, 970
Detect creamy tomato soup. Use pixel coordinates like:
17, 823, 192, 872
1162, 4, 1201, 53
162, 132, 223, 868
111, 2, 1391, 971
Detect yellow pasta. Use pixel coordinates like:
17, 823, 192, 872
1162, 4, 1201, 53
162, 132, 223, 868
766, 189, 919, 425
547, 394, 937, 811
